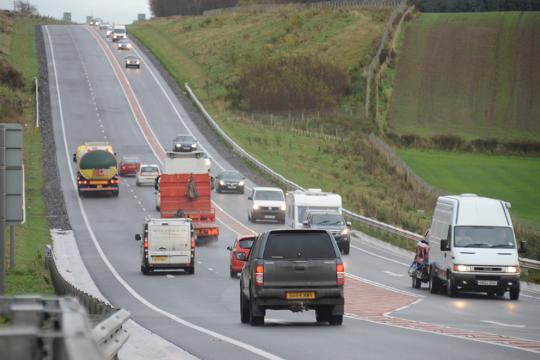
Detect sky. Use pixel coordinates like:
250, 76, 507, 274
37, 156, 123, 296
0, 0, 151, 24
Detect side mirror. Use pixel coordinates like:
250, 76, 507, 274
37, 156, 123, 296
227, 246, 232, 251
135, 234, 141, 241
440, 239, 449, 251
519, 240, 527, 254
302, 221, 309, 228
346, 221, 352, 227
248, 196, 252, 200
236, 253, 246, 261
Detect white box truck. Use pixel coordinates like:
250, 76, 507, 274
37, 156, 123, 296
427, 194, 525, 300
286, 189, 342, 229
135, 218, 195, 275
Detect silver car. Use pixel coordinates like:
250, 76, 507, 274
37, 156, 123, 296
136, 164, 160, 186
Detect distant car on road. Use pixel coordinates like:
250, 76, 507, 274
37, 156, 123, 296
117, 39, 131, 50
118, 156, 141, 176
125, 55, 141, 69
136, 164, 160, 186
172, 134, 198, 152
240, 229, 345, 326
227, 235, 255, 278
99, 22, 109, 30
303, 210, 351, 254
215, 170, 245, 194
248, 187, 285, 223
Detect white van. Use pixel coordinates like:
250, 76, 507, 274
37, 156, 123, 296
286, 189, 342, 229
427, 194, 525, 300
112, 25, 127, 42
135, 218, 195, 275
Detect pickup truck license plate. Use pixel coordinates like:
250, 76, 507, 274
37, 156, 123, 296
477, 280, 498, 286
286, 292, 316, 300
152, 256, 167, 262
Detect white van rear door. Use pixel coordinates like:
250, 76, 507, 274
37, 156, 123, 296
148, 223, 171, 265
168, 223, 191, 265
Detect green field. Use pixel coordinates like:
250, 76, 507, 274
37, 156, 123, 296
398, 149, 540, 225
1, 12, 54, 295
388, 12, 540, 140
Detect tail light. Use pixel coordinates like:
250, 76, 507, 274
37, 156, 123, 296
255, 264, 264, 286
143, 237, 148, 258
191, 239, 195, 258
336, 262, 345, 286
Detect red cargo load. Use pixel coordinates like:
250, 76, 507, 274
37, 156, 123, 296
159, 173, 219, 238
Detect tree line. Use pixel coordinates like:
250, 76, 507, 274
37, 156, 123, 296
409, 0, 540, 12
149, 0, 238, 16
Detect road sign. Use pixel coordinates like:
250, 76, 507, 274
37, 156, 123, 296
137, 13, 146, 22
86, 16, 93, 24
63, 12, 71, 22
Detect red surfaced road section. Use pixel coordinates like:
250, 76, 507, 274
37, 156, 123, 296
87, 26, 256, 236
88, 26, 539, 354
345, 276, 540, 354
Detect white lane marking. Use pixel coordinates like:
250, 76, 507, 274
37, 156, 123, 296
383, 270, 405, 278
47, 26, 284, 360
166, 274, 175, 279
196, 261, 202, 265
208, 268, 214, 272
522, 294, 540, 301
480, 320, 526, 329
350, 244, 410, 267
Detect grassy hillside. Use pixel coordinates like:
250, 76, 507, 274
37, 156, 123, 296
0, 11, 54, 295
398, 149, 540, 225
387, 12, 540, 140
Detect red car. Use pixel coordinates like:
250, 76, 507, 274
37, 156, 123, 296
227, 235, 255, 278
119, 156, 141, 176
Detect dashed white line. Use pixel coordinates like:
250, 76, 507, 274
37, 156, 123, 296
480, 320, 525, 329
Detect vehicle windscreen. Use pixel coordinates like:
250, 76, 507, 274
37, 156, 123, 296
311, 214, 345, 226
221, 171, 242, 180
454, 226, 515, 248
141, 166, 158, 173
254, 190, 284, 201
263, 232, 336, 259
298, 206, 339, 223
80, 151, 116, 170
122, 158, 139, 164
113, 29, 125, 34
239, 239, 254, 249
175, 136, 194, 142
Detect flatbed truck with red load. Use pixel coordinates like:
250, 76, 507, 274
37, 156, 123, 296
154, 151, 219, 241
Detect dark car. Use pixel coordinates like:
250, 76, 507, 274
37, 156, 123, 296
215, 170, 245, 194
172, 134, 198, 152
240, 229, 345, 326
118, 156, 141, 176
303, 211, 352, 255
125, 55, 141, 69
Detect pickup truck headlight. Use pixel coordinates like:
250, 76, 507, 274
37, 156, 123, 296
340, 228, 349, 236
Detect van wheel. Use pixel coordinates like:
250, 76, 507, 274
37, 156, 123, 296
141, 265, 149, 275
240, 290, 249, 324
329, 315, 343, 326
185, 266, 195, 275
447, 277, 458, 297
510, 284, 520, 300
429, 270, 440, 294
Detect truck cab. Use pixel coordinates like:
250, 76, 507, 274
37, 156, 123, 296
136, 218, 195, 275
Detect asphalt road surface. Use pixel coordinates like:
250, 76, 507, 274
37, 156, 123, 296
43, 25, 540, 359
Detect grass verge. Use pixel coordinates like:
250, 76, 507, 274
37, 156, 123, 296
2, 14, 54, 295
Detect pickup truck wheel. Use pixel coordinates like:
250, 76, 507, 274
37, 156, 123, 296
249, 299, 264, 326
329, 315, 343, 326
240, 291, 249, 324
429, 269, 440, 294
316, 307, 331, 323
496, 290, 505, 297
343, 242, 350, 255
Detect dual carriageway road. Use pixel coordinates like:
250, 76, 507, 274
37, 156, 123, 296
43, 24, 540, 359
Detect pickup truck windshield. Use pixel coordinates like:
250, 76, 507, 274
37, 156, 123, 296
254, 190, 284, 201
454, 226, 515, 248
263, 232, 336, 259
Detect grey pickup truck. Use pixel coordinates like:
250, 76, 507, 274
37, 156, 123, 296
240, 229, 345, 326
